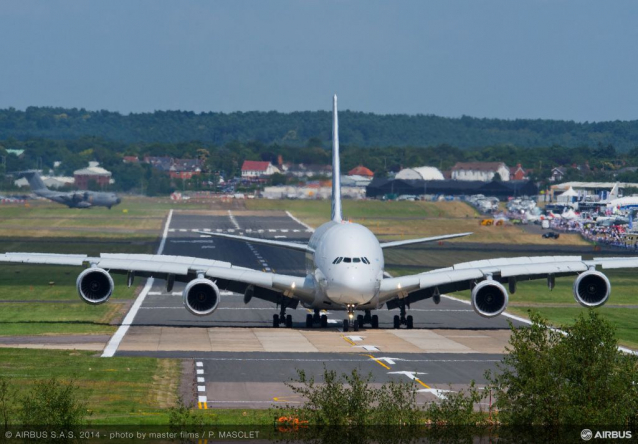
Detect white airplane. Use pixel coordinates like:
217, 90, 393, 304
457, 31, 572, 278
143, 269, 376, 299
1, 96, 636, 332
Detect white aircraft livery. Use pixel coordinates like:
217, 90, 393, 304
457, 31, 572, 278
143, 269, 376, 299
2, 95, 637, 331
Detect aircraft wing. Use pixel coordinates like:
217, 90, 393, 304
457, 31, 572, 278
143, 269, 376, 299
378, 255, 635, 308
193, 231, 311, 252
379, 232, 473, 249
0, 252, 315, 306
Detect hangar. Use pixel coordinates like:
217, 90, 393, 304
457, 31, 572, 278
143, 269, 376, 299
366, 179, 538, 200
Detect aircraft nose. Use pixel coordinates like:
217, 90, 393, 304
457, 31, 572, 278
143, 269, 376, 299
326, 269, 377, 305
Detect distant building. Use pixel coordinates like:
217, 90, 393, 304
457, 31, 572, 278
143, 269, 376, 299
241, 160, 280, 178
169, 159, 203, 179
509, 164, 529, 181
6, 149, 24, 158
348, 165, 374, 177
286, 164, 332, 178
15, 175, 74, 189
123, 156, 139, 163
396, 166, 444, 181
74, 164, 113, 190
550, 167, 567, 182
451, 162, 510, 182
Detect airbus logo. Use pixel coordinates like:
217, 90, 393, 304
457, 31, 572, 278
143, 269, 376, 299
581, 429, 632, 440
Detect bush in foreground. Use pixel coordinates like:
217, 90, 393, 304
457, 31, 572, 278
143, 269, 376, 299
487, 310, 638, 426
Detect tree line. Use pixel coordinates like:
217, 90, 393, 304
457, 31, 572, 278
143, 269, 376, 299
2, 106, 638, 150
3, 137, 638, 194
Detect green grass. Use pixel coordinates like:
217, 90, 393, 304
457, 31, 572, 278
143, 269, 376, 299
508, 307, 638, 349
0, 348, 279, 425
0, 348, 178, 424
0, 236, 154, 335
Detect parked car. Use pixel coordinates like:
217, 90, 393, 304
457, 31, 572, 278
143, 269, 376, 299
542, 232, 560, 239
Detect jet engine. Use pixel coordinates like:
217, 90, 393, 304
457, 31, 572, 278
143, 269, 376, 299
471, 280, 509, 318
183, 278, 220, 316
573, 270, 610, 308
76, 268, 114, 305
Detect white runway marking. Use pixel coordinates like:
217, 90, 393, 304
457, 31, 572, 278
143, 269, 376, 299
274, 235, 287, 238
357, 345, 380, 352
286, 211, 315, 232
102, 210, 174, 358
197, 377, 205, 383
197, 369, 204, 375
197, 386, 206, 392
196, 362, 203, 367
228, 210, 241, 230
346, 336, 363, 342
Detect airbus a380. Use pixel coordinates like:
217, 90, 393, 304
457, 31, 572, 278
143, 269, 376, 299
1, 96, 636, 332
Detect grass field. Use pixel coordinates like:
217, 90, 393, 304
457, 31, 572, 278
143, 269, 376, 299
246, 199, 589, 246
0, 348, 276, 425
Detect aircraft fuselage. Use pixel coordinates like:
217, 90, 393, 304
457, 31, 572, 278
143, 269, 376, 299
305, 221, 384, 310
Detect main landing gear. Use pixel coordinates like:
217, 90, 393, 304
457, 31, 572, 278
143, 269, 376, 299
273, 303, 292, 328
342, 308, 379, 332
393, 301, 413, 329
305, 309, 328, 328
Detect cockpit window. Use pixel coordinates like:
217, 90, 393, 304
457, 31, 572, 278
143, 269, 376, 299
362, 257, 370, 264
353, 258, 361, 263
343, 257, 352, 263
332, 257, 343, 264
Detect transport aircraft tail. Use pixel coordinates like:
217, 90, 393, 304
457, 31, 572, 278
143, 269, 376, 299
331, 95, 343, 222
19, 170, 48, 192
608, 182, 619, 201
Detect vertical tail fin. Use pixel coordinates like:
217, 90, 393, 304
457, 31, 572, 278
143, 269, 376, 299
609, 182, 619, 201
331, 95, 342, 222
22, 171, 48, 191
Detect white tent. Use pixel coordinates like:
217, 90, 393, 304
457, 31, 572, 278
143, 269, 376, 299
557, 187, 578, 203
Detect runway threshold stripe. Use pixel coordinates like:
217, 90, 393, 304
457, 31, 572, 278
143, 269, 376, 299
101, 209, 174, 358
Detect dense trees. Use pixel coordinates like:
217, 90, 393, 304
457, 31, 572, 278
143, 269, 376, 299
2, 135, 638, 194
2, 106, 638, 150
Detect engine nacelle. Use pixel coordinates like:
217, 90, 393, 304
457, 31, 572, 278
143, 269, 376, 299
183, 278, 220, 316
573, 270, 610, 308
76, 268, 114, 305
471, 280, 509, 318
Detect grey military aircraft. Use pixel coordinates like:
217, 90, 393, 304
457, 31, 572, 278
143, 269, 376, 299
18, 170, 121, 209
1, 96, 635, 332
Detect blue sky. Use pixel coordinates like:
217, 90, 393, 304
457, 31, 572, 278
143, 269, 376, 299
0, 0, 636, 121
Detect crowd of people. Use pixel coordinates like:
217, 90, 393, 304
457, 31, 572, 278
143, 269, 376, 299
549, 217, 637, 250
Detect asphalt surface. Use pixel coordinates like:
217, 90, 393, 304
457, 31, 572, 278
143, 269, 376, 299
115, 210, 525, 408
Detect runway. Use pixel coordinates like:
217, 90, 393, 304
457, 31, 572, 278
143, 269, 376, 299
112, 210, 524, 408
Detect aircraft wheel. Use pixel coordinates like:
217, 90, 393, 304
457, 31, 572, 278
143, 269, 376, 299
371, 315, 379, 329
286, 314, 293, 328
407, 315, 414, 329
273, 314, 280, 328
320, 315, 328, 328
353, 320, 359, 332
343, 319, 349, 332
313, 312, 321, 323
393, 315, 401, 329
357, 314, 364, 326
306, 314, 313, 328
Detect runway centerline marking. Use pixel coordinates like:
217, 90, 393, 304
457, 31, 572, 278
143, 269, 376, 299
365, 354, 391, 370
101, 209, 173, 358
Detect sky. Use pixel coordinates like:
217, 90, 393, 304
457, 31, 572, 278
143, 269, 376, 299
0, 0, 636, 121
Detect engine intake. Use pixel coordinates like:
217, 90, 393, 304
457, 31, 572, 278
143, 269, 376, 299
573, 270, 610, 308
183, 278, 220, 316
471, 280, 508, 318
77, 268, 114, 304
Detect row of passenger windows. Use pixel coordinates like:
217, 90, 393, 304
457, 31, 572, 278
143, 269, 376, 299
332, 257, 371, 265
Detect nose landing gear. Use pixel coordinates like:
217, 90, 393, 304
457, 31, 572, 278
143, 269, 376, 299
343, 308, 379, 332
